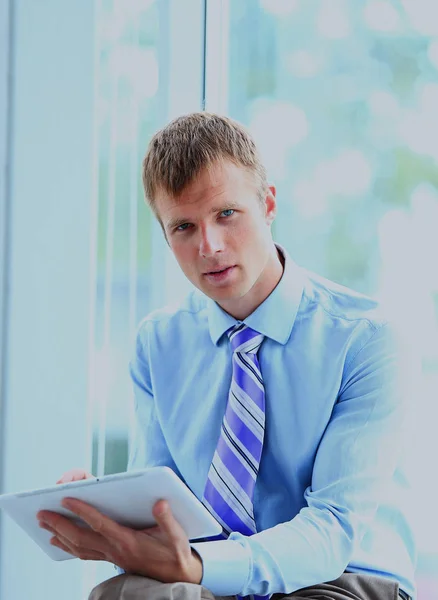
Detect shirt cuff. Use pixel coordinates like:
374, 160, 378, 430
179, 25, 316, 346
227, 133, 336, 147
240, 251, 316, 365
190, 540, 251, 596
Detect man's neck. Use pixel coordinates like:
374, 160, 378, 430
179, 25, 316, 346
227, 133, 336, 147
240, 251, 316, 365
218, 244, 284, 321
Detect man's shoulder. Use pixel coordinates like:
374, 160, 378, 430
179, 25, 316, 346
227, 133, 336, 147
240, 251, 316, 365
301, 267, 387, 329
300, 269, 408, 376
136, 288, 208, 339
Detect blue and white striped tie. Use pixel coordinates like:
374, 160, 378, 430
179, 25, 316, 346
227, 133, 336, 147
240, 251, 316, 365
203, 323, 269, 600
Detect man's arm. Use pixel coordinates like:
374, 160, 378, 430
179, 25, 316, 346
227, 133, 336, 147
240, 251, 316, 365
192, 321, 416, 597
127, 319, 175, 472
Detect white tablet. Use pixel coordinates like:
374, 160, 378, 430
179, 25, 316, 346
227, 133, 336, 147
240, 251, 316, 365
0, 466, 222, 561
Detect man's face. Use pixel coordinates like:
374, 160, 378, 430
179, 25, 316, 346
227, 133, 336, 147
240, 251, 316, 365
155, 160, 280, 318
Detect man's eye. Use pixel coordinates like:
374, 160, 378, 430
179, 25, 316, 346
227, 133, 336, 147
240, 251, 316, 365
176, 223, 190, 231
221, 209, 234, 218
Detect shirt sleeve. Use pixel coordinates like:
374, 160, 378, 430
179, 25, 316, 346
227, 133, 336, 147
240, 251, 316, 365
127, 320, 175, 472
192, 321, 416, 597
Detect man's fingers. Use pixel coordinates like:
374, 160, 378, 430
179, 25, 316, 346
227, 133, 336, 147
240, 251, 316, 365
39, 500, 136, 564
50, 535, 105, 561
38, 509, 107, 554
50, 535, 73, 554
56, 469, 94, 484
61, 498, 126, 542
152, 500, 189, 555
39, 514, 108, 560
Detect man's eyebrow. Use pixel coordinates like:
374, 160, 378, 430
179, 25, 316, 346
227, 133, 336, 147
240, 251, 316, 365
166, 202, 240, 230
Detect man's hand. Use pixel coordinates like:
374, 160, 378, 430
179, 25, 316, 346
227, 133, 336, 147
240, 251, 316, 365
56, 468, 94, 484
37, 497, 203, 585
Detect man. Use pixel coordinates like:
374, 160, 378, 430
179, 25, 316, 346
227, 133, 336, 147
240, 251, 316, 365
38, 113, 416, 600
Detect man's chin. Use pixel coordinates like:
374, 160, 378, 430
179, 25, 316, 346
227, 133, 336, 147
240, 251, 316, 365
191, 270, 248, 302
200, 283, 247, 304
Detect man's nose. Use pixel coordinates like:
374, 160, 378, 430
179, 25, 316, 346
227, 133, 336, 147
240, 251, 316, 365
199, 225, 224, 257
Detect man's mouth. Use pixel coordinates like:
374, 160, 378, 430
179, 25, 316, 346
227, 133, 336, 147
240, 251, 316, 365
207, 267, 230, 274
203, 265, 236, 277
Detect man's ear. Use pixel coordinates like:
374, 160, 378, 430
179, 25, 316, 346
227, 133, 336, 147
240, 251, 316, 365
265, 184, 277, 225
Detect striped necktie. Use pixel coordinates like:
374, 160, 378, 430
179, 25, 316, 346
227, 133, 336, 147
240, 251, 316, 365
203, 323, 268, 600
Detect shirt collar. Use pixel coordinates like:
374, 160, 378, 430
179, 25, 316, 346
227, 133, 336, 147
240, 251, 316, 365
207, 244, 305, 346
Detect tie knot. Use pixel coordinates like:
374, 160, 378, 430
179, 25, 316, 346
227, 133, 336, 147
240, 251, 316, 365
227, 324, 265, 354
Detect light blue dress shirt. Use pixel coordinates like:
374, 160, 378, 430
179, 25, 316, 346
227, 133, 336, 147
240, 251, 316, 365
128, 245, 417, 598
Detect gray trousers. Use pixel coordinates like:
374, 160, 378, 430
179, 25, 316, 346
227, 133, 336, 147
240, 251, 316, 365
88, 572, 406, 600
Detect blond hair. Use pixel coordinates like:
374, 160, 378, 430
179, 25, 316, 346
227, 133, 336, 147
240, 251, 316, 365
142, 112, 267, 215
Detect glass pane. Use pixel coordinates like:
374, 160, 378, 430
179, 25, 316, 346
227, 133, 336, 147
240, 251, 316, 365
91, 0, 159, 479
90, 0, 204, 481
